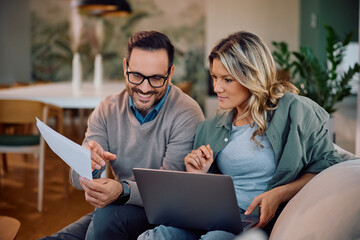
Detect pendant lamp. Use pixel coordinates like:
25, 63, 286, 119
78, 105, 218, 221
96, 0, 132, 17
76, 0, 118, 11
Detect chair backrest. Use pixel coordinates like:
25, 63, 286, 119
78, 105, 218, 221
0, 99, 47, 124
0, 216, 21, 240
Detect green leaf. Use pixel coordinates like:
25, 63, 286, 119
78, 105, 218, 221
273, 25, 359, 114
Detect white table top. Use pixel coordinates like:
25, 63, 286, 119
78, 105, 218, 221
0, 81, 125, 109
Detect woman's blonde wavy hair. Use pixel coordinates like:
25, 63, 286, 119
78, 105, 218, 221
209, 31, 299, 146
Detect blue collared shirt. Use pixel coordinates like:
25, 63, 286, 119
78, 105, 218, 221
129, 86, 171, 124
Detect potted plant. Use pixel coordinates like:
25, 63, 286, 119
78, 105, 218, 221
272, 25, 360, 115
272, 41, 292, 82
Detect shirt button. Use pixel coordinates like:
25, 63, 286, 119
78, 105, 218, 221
224, 138, 229, 142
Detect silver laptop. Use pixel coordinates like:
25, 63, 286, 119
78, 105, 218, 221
133, 168, 259, 234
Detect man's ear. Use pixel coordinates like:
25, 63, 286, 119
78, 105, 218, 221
123, 58, 127, 78
168, 65, 175, 83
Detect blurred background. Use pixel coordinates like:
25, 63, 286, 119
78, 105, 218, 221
0, 0, 359, 239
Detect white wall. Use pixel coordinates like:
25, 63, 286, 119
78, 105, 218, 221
206, 0, 300, 65
0, 0, 31, 85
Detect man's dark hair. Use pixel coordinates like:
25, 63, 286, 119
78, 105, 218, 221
126, 31, 174, 69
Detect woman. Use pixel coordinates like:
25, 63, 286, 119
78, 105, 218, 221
138, 31, 342, 240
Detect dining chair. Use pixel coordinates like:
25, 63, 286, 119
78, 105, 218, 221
0, 99, 65, 212
0, 216, 21, 240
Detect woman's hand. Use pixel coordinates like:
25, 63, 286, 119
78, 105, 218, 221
245, 188, 283, 228
184, 144, 213, 173
245, 173, 316, 228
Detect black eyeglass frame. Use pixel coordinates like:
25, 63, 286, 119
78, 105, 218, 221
126, 68, 171, 88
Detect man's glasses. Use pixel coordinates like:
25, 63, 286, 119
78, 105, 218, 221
126, 69, 170, 88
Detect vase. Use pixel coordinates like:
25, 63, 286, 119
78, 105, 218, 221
72, 52, 82, 91
94, 54, 103, 90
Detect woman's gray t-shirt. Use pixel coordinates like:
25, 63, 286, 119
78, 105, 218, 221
217, 124, 276, 211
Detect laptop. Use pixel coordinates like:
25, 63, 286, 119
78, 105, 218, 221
133, 168, 259, 234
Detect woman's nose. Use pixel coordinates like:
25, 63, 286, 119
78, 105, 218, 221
213, 81, 223, 93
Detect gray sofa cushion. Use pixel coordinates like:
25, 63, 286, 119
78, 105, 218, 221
270, 159, 360, 240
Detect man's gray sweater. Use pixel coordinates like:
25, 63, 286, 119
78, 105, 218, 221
70, 85, 205, 206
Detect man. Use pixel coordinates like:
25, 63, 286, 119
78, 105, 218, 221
43, 31, 204, 240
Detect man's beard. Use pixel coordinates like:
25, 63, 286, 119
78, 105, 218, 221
130, 86, 158, 113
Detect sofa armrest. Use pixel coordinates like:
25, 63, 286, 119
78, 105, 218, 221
333, 143, 357, 161
270, 159, 360, 240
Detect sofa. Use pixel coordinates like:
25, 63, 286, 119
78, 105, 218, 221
235, 144, 360, 240
269, 144, 360, 240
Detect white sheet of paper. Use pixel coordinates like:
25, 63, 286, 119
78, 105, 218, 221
36, 118, 92, 180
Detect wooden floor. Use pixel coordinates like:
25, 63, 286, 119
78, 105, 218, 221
0, 112, 94, 240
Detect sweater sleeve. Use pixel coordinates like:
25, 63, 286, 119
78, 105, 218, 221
302, 116, 342, 174
295, 96, 342, 174
266, 93, 342, 190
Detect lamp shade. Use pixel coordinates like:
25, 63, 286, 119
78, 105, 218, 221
96, 0, 132, 17
76, 0, 118, 11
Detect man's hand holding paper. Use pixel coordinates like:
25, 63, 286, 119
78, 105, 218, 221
79, 177, 123, 208
36, 118, 116, 181
86, 140, 116, 171
36, 118, 120, 208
